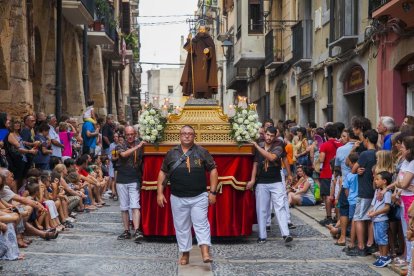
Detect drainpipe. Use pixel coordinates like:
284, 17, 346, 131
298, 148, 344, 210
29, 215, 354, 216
82, 25, 89, 101
55, 0, 62, 119
326, 0, 334, 122
107, 61, 113, 114
114, 71, 120, 118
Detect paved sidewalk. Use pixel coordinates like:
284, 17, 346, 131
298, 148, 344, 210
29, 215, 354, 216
294, 205, 406, 276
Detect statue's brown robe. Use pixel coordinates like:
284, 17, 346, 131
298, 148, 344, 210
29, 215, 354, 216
180, 32, 218, 98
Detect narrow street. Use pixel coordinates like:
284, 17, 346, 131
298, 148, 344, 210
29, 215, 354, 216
1, 199, 396, 276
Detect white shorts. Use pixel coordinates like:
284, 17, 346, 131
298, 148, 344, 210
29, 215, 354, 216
116, 182, 140, 211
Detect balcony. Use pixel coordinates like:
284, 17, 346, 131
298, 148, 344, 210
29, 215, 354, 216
292, 20, 312, 69
372, 0, 414, 28
88, 20, 115, 46
62, 0, 94, 25
329, 0, 358, 51
226, 63, 248, 90
264, 29, 285, 69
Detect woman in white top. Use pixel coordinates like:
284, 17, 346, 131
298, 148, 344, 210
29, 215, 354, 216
288, 166, 316, 207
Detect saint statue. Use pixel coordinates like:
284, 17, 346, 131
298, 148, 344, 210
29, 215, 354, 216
180, 25, 218, 99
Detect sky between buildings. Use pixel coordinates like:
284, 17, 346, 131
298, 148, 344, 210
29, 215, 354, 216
139, 0, 198, 102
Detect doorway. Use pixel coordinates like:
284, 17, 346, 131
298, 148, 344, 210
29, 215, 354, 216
345, 91, 364, 122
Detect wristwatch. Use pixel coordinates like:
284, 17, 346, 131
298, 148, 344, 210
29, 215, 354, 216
210, 190, 217, 196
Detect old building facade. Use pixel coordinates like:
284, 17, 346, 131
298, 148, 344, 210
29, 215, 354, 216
0, 0, 141, 123
215, 0, 414, 127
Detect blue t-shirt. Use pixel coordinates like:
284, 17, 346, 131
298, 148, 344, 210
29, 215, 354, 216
371, 189, 392, 222
0, 129, 9, 142
335, 141, 355, 178
342, 173, 358, 205
383, 133, 393, 151
81, 122, 96, 149
33, 134, 50, 165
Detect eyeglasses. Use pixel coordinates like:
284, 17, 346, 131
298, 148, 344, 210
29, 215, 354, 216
125, 133, 135, 136
180, 132, 195, 137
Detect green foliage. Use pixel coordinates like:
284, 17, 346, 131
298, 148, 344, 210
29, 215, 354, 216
123, 32, 139, 61
95, 0, 117, 29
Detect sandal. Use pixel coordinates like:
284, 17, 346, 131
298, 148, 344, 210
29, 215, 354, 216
113, 195, 118, 201
334, 241, 346, 246
42, 231, 59, 241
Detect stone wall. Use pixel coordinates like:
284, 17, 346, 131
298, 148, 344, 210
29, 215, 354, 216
0, 0, 32, 117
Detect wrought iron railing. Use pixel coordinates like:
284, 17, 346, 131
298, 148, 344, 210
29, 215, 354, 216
333, 0, 358, 41
226, 62, 248, 89
80, 0, 95, 17
264, 28, 284, 67
292, 19, 312, 63
369, 0, 390, 14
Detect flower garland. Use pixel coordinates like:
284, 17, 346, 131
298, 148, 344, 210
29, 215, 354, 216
229, 105, 261, 144
138, 104, 167, 143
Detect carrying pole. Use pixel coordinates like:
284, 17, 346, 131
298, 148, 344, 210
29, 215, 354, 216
190, 34, 195, 97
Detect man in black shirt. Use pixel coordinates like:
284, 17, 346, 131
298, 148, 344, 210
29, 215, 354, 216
157, 125, 218, 265
347, 129, 378, 257
115, 126, 145, 243
102, 114, 115, 155
247, 127, 293, 244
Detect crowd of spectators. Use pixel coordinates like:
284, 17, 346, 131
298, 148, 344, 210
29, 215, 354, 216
0, 111, 129, 261
259, 115, 414, 272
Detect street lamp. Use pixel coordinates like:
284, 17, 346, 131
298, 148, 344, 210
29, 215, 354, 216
221, 38, 233, 58
263, 0, 272, 18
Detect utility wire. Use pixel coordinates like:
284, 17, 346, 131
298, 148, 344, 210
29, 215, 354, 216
140, 62, 184, 65
138, 20, 187, 26
138, 14, 193, 18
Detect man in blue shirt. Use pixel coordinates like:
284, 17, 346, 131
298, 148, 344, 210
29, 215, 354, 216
81, 121, 100, 155
377, 116, 395, 151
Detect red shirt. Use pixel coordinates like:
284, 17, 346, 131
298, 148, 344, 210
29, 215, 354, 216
319, 138, 342, 179
77, 166, 89, 177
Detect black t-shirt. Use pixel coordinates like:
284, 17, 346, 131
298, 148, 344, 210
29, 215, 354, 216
102, 124, 114, 149
255, 140, 286, 184
115, 141, 143, 184
21, 127, 33, 144
355, 142, 367, 154
357, 149, 377, 199
161, 145, 216, 197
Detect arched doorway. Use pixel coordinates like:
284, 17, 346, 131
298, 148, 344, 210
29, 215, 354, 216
343, 65, 365, 122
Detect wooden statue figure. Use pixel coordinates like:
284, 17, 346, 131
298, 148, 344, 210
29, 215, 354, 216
180, 25, 218, 99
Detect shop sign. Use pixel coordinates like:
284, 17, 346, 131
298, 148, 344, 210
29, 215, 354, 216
300, 81, 312, 99
344, 66, 365, 94
401, 57, 414, 84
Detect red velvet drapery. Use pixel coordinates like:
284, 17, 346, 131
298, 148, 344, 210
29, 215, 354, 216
140, 155, 256, 236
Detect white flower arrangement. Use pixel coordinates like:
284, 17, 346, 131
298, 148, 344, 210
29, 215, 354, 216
138, 104, 167, 144
229, 104, 261, 144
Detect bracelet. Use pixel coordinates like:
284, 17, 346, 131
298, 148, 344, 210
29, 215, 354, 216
210, 191, 217, 195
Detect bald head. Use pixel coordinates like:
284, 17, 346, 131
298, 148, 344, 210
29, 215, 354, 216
125, 126, 136, 144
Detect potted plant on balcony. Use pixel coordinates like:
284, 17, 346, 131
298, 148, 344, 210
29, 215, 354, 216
123, 32, 139, 60
94, 0, 117, 31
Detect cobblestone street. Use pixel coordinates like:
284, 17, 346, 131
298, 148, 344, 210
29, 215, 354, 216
0, 199, 396, 276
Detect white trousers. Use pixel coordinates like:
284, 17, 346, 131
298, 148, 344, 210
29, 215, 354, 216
256, 182, 290, 239
171, 192, 211, 252
266, 172, 291, 226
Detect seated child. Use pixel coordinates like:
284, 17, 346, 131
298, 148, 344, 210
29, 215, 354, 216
83, 99, 96, 125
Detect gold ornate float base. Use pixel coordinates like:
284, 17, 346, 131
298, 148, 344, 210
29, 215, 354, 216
143, 101, 254, 155
164, 103, 234, 143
